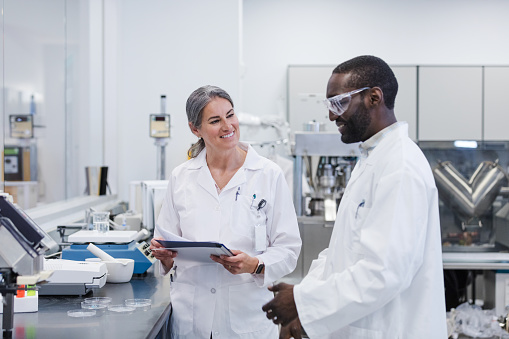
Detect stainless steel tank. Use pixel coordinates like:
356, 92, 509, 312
433, 160, 508, 223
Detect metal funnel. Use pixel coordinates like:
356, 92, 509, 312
432, 160, 508, 223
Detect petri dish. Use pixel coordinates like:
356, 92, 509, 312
68, 309, 96, 318
81, 301, 108, 310
125, 299, 151, 310
108, 304, 136, 314
83, 297, 112, 305
125, 299, 151, 307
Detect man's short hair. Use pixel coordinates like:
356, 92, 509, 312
333, 55, 398, 110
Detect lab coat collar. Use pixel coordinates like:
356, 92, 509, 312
359, 121, 408, 163
188, 142, 264, 198
241, 142, 265, 170
348, 122, 408, 188
186, 142, 264, 170
359, 121, 406, 159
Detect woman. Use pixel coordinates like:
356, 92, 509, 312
150, 85, 301, 339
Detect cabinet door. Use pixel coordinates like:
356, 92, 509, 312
392, 66, 417, 141
288, 65, 336, 133
484, 67, 509, 140
302, 222, 333, 275
418, 67, 483, 141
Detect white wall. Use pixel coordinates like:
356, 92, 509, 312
113, 0, 242, 201
242, 0, 509, 118
111, 0, 509, 202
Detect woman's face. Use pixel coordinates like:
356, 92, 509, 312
191, 97, 240, 153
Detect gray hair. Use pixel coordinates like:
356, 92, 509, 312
186, 85, 234, 158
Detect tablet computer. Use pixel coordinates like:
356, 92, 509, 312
154, 240, 233, 263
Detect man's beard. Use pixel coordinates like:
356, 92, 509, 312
340, 102, 371, 144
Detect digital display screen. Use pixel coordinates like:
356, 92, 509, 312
10, 114, 33, 138
4, 147, 20, 155
150, 114, 171, 138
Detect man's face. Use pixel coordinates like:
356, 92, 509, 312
326, 73, 372, 143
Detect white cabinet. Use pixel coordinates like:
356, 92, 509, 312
288, 65, 418, 140
484, 67, 509, 140
288, 65, 508, 142
287, 65, 336, 133
418, 67, 483, 141
392, 66, 417, 141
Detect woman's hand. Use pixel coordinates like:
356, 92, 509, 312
150, 237, 177, 270
210, 249, 259, 275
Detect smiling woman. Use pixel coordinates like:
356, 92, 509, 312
185, 86, 237, 158
149, 85, 302, 339
192, 96, 240, 158
186, 86, 246, 190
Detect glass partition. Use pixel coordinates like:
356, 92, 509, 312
0, 1, 3, 189
1, 0, 103, 209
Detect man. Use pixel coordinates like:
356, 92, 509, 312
262, 56, 447, 338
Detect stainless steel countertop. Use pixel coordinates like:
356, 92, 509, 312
1, 267, 172, 339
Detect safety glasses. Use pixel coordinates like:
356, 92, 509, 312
323, 87, 370, 116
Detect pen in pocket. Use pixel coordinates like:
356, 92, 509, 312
170, 265, 177, 282
257, 199, 266, 211
355, 199, 365, 219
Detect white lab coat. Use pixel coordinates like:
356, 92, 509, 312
155, 142, 301, 339
294, 123, 447, 338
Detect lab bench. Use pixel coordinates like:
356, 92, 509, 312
0, 267, 172, 339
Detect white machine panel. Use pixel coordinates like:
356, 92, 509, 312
68, 230, 138, 244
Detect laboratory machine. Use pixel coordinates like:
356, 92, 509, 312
420, 141, 509, 252
150, 95, 171, 180
293, 131, 360, 218
61, 229, 156, 274
2, 114, 39, 209
422, 141, 509, 313
0, 195, 56, 336
288, 131, 360, 281
38, 259, 107, 296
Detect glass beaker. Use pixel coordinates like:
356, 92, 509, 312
93, 211, 110, 233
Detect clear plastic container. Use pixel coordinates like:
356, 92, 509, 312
93, 211, 110, 233
125, 299, 151, 310
83, 297, 112, 305
108, 304, 136, 314
81, 301, 108, 311
68, 309, 96, 318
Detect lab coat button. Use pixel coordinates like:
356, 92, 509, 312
214, 331, 220, 336
215, 205, 220, 211
211, 288, 216, 293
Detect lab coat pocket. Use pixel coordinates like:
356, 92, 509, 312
230, 195, 265, 239
229, 282, 273, 334
169, 281, 195, 336
347, 199, 370, 251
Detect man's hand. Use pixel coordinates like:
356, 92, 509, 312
262, 283, 298, 326
279, 318, 302, 339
